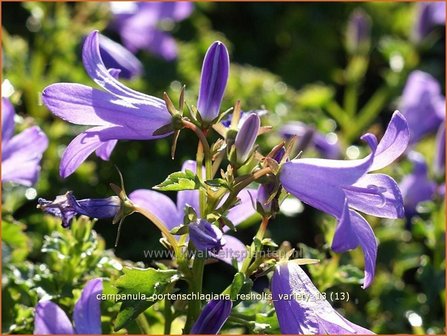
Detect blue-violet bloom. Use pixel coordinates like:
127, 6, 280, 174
190, 299, 233, 334
197, 41, 230, 123
399, 70, 445, 144
280, 111, 409, 288
34, 278, 102, 334
272, 262, 373, 334
412, 1, 446, 43
42, 30, 172, 178
1, 97, 48, 186
189, 218, 225, 254
98, 33, 143, 80
38, 191, 120, 228
234, 112, 261, 164
346, 8, 371, 54
109, 1, 193, 60
399, 152, 437, 220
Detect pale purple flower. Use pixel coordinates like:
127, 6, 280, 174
412, 1, 446, 42
280, 111, 409, 288
271, 262, 373, 334
38, 191, 120, 228
346, 8, 371, 54
190, 299, 233, 334
34, 278, 102, 334
400, 152, 437, 219
399, 71, 445, 144
234, 113, 260, 164
109, 2, 193, 60
129, 160, 255, 266
42, 30, 172, 178
280, 122, 341, 159
1, 98, 48, 186
197, 41, 230, 123
189, 218, 225, 253
98, 34, 143, 80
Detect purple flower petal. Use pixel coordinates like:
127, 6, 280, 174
412, 2, 446, 42
129, 189, 180, 230
98, 34, 143, 80
234, 113, 260, 163
211, 234, 247, 267
82, 31, 167, 106
197, 41, 230, 123
190, 299, 232, 334
271, 262, 374, 333
280, 149, 374, 218
344, 173, 404, 218
73, 278, 103, 334
95, 140, 118, 161
42, 83, 170, 132
1, 97, 15, 143
2, 126, 48, 186
34, 300, 74, 334
332, 199, 359, 252
368, 111, 409, 171
59, 127, 110, 178
68, 193, 121, 220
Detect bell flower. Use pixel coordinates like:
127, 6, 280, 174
399, 152, 437, 220
346, 8, 371, 55
271, 261, 373, 334
280, 111, 409, 288
189, 218, 225, 254
197, 41, 230, 123
190, 299, 233, 334
42, 30, 172, 178
1, 98, 48, 186
34, 278, 102, 334
38, 191, 120, 228
109, 2, 193, 60
412, 1, 446, 43
399, 70, 445, 144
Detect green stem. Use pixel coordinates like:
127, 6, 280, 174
134, 206, 180, 259
344, 83, 358, 117
164, 299, 173, 335
136, 313, 151, 334
240, 216, 270, 274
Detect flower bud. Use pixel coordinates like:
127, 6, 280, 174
189, 219, 225, 253
197, 41, 230, 124
346, 9, 371, 55
191, 299, 232, 334
38, 191, 121, 228
234, 113, 260, 164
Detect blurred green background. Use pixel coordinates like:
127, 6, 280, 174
1, 1, 445, 334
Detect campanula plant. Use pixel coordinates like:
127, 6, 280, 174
3, 2, 444, 335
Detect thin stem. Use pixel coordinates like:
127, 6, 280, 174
240, 216, 271, 274
182, 119, 211, 155
136, 313, 151, 334
164, 299, 173, 335
134, 206, 180, 258
344, 83, 358, 117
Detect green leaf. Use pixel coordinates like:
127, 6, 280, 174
153, 170, 200, 191
114, 267, 179, 331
